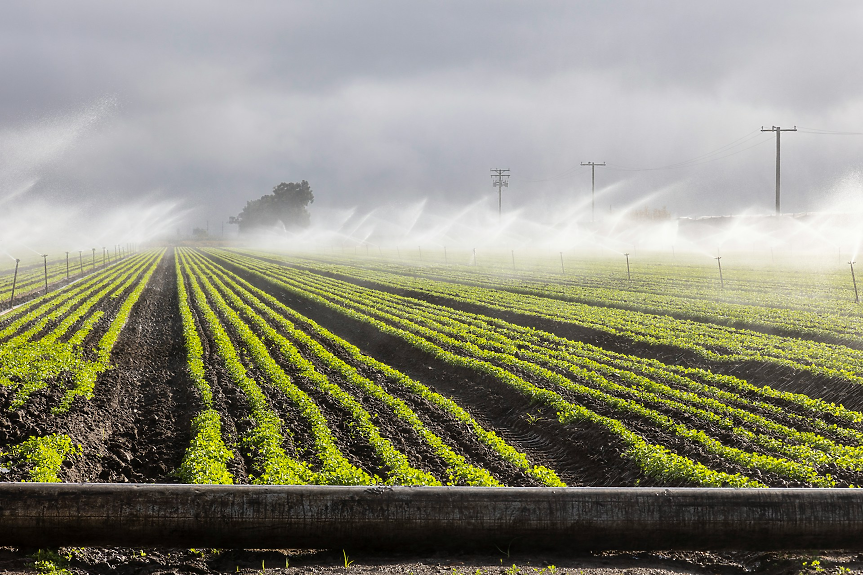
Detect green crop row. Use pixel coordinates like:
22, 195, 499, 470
248, 253, 863, 389
204, 250, 760, 487
261, 265, 834, 486
316, 277, 863, 469
179, 251, 315, 485
194, 252, 564, 487
182, 251, 415, 486
174, 254, 234, 484
0, 251, 150, 340
0, 433, 80, 482
189, 250, 527, 486
0, 253, 161, 411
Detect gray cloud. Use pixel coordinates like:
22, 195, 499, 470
1, 0, 862, 242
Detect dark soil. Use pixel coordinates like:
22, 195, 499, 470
0, 546, 860, 575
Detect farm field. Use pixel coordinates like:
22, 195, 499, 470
4, 245, 863, 573
2, 245, 863, 490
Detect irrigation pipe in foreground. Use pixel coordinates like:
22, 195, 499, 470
1, 484, 862, 551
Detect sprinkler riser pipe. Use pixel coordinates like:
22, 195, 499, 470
9, 260, 19, 304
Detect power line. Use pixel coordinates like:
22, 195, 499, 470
512, 129, 771, 182
607, 132, 772, 172
798, 127, 863, 135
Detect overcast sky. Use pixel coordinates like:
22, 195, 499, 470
2, 1, 863, 240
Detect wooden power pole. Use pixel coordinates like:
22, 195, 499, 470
760, 126, 796, 214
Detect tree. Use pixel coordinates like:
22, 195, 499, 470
230, 181, 314, 233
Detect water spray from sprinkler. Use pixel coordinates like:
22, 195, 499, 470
715, 256, 724, 291
624, 253, 631, 282
850, 261, 859, 303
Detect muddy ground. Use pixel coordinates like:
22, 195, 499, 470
2, 547, 863, 575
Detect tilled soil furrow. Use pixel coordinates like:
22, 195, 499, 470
63, 249, 194, 483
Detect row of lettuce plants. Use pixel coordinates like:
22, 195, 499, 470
259, 255, 863, 387
190, 250, 554, 486
204, 250, 761, 487
261, 264, 836, 486
289, 256, 863, 346
196, 252, 564, 486
174, 255, 235, 484
182, 251, 427, 486
0, 252, 162, 412
179, 252, 317, 485
301, 271, 863, 473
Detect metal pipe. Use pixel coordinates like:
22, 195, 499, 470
716, 256, 724, 291
65, 251, 69, 279
559, 251, 565, 275
3, 485, 863, 551
624, 252, 631, 281
79, 251, 83, 277
9, 259, 19, 304
850, 261, 859, 303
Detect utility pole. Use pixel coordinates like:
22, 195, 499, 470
760, 126, 796, 214
490, 169, 510, 221
581, 162, 606, 223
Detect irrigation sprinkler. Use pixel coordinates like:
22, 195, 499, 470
9, 259, 19, 304
715, 256, 724, 291
42, 254, 48, 294
560, 252, 565, 275
65, 251, 69, 279
473, 248, 477, 266
102, 247, 106, 267
444, 246, 447, 265
91, 248, 96, 269
397, 246, 401, 259
623, 253, 631, 281
850, 261, 859, 303
78, 251, 83, 276
418, 246, 422, 261
511, 250, 515, 270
